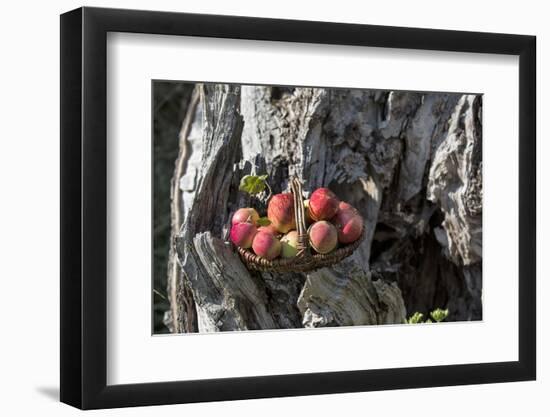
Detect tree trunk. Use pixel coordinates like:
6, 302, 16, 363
169, 84, 482, 332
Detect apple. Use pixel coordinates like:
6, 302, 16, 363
231, 207, 260, 226
252, 231, 282, 260
229, 222, 257, 248
280, 230, 300, 258
308, 221, 338, 254
309, 188, 339, 220
267, 193, 296, 233
257, 225, 278, 235
333, 202, 364, 244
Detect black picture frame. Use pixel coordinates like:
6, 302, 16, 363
60, 6, 536, 410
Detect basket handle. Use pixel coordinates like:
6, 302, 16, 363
290, 178, 309, 257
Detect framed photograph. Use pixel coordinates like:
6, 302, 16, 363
60, 6, 536, 409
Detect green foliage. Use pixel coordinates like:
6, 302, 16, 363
430, 308, 449, 323
407, 312, 425, 324
257, 217, 272, 226
407, 308, 449, 324
239, 174, 268, 195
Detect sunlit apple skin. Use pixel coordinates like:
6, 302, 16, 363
308, 221, 338, 254
257, 225, 278, 236
230, 222, 258, 248
267, 193, 296, 233
280, 230, 299, 258
333, 202, 364, 244
309, 188, 339, 221
231, 208, 260, 226
252, 231, 282, 260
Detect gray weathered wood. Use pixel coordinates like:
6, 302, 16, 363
170, 84, 483, 332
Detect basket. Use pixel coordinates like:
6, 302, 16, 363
237, 177, 365, 272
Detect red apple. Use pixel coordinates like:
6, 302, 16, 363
309, 188, 339, 221
267, 193, 296, 233
280, 230, 300, 258
308, 221, 338, 254
229, 222, 257, 248
252, 231, 282, 260
231, 208, 260, 226
333, 202, 364, 244
257, 225, 278, 235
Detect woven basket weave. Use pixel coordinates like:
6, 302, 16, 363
237, 177, 364, 272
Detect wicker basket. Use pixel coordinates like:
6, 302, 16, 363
237, 177, 365, 272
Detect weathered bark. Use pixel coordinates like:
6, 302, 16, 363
371, 94, 483, 321
169, 84, 482, 332
152, 81, 195, 334
164, 87, 200, 334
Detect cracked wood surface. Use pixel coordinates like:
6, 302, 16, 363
169, 84, 482, 332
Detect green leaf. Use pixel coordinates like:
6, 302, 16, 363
430, 308, 449, 323
407, 312, 424, 324
407, 308, 448, 324
239, 174, 268, 195
257, 217, 271, 226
